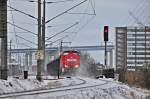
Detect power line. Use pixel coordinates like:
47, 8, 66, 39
28, 0, 73, 4
76, 15, 95, 33
68, 0, 95, 16
46, 35, 68, 47
11, 0, 33, 2
10, 22, 37, 25
47, 22, 78, 28
18, 43, 33, 48
8, 22, 37, 36
122, 0, 144, 26
16, 35, 37, 45
61, 1, 87, 43
8, 32, 35, 34
89, 0, 96, 15
46, 22, 79, 41
45, 0, 88, 24
128, 0, 148, 26
46, 0, 73, 4
8, 5, 37, 20
138, 1, 150, 25
68, 0, 96, 42
67, 12, 96, 15
8, 0, 19, 49
56, 0, 96, 44
133, 0, 148, 25
47, 0, 96, 45
129, 11, 145, 26
71, 15, 95, 42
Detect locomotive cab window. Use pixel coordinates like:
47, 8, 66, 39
63, 50, 80, 55
63, 52, 69, 55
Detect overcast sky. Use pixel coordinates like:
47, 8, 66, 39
7, 0, 150, 64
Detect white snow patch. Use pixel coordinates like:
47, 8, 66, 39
0, 76, 149, 99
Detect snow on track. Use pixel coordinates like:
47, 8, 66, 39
0, 77, 88, 98
0, 77, 149, 99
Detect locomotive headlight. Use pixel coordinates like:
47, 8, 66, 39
75, 65, 79, 68
67, 59, 77, 62
64, 65, 68, 68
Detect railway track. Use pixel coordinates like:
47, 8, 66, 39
0, 78, 111, 98
0, 77, 86, 98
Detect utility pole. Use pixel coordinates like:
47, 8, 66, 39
42, 0, 46, 75
36, 0, 42, 81
58, 41, 63, 79
0, 0, 8, 80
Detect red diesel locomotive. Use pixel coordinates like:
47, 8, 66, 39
47, 50, 80, 76
60, 50, 80, 72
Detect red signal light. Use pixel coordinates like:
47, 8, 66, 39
104, 26, 108, 33
104, 26, 109, 41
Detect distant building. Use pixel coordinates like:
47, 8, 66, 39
116, 27, 150, 70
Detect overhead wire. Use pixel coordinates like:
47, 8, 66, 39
45, 0, 88, 24
10, 0, 96, 48
139, 0, 150, 25
11, 22, 38, 25
12, 0, 31, 1
70, 0, 91, 34
8, 0, 22, 64
137, 0, 149, 26
44, 0, 90, 46
46, 0, 74, 4
72, 15, 95, 43
47, 22, 77, 28
122, 0, 145, 26
16, 35, 37, 45
130, 1, 145, 26
46, 35, 68, 47
8, 0, 19, 49
45, 0, 96, 46
66, 0, 96, 15
8, 5, 38, 20
46, 22, 79, 41
28, 0, 74, 4
8, 22, 38, 36
89, 0, 96, 15
67, 12, 95, 15
76, 15, 95, 33
134, 0, 148, 26
8, 32, 36, 34
129, 0, 147, 26
69, 0, 96, 43
8, 0, 38, 49
18, 43, 33, 48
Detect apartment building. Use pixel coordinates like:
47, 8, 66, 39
116, 27, 150, 70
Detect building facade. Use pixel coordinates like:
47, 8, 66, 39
116, 27, 150, 70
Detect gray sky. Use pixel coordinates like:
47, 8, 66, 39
8, 0, 150, 64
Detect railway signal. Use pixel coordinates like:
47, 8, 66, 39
104, 26, 109, 41
103, 26, 109, 68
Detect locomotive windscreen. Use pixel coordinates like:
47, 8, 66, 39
63, 50, 80, 55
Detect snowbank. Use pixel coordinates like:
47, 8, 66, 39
0, 77, 149, 99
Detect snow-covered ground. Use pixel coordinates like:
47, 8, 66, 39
0, 76, 149, 99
